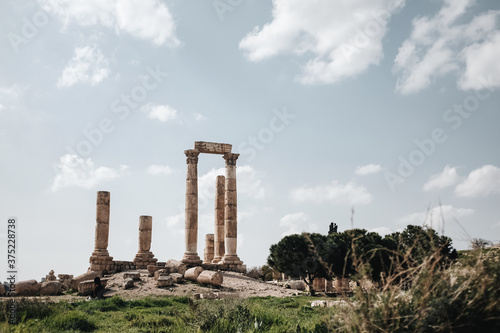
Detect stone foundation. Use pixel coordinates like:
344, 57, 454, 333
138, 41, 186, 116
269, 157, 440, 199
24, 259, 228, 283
201, 263, 247, 273
107, 260, 166, 273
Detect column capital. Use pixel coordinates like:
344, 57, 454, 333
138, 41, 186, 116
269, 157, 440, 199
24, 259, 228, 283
185, 149, 200, 164
223, 153, 239, 166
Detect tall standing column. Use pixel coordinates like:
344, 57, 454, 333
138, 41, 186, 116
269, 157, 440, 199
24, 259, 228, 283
89, 191, 114, 272
221, 153, 242, 265
133, 215, 157, 268
182, 149, 202, 265
212, 175, 225, 263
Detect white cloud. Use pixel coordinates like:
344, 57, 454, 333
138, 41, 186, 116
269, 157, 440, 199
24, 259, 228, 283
370, 227, 393, 236
198, 165, 266, 210
147, 164, 173, 175
50, 154, 127, 192
455, 165, 500, 197
38, 0, 180, 47
166, 213, 183, 227
459, 32, 500, 90
394, 0, 500, 94
398, 205, 474, 227
0, 84, 24, 111
141, 103, 178, 123
238, 165, 266, 200
239, 0, 405, 84
165, 213, 184, 236
423, 165, 460, 191
238, 233, 245, 250
355, 164, 383, 175
290, 180, 372, 205
194, 113, 207, 122
0, 85, 23, 100
58, 45, 109, 88
197, 167, 225, 209
238, 208, 257, 222
280, 212, 318, 236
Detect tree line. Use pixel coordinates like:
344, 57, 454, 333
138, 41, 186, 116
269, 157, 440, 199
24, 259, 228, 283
267, 225, 458, 294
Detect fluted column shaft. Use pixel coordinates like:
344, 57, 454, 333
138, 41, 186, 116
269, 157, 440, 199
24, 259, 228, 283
90, 191, 113, 272
133, 215, 157, 268
212, 175, 225, 263
203, 234, 215, 264
138, 216, 152, 252
221, 153, 242, 264
182, 149, 202, 264
93, 191, 110, 256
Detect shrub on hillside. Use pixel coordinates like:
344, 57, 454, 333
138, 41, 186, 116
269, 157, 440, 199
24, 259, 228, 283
245, 266, 263, 280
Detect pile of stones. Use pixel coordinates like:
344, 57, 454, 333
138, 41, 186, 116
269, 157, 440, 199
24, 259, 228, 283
148, 259, 223, 288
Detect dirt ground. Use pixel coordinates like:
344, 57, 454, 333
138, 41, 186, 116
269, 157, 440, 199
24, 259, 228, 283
25, 270, 302, 302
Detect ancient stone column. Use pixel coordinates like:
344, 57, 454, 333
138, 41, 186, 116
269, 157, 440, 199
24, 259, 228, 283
182, 149, 202, 265
203, 234, 214, 264
133, 216, 157, 268
89, 191, 113, 272
212, 175, 225, 263
221, 153, 242, 265
138, 216, 152, 253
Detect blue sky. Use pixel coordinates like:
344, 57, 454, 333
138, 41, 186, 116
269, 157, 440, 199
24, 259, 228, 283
1, 0, 499, 281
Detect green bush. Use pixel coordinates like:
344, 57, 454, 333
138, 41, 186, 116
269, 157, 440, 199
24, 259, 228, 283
325, 248, 500, 332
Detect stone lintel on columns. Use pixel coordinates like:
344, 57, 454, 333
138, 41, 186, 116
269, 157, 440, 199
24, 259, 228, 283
195, 141, 232, 154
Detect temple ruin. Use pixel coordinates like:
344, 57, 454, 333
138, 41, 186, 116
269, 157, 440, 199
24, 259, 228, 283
182, 141, 244, 271
88, 141, 245, 274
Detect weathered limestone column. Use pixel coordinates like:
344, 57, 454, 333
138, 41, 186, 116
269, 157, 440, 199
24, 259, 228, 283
212, 175, 225, 263
203, 234, 215, 264
182, 149, 202, 265
133, 216, 158, 268
221, 153, 242, 265
89, 191, 114, 272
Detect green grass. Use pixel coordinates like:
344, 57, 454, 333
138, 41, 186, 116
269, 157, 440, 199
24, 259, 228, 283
0, 295, 333, 332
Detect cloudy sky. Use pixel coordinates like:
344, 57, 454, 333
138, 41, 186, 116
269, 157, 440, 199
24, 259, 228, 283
1, 0, 499, 281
